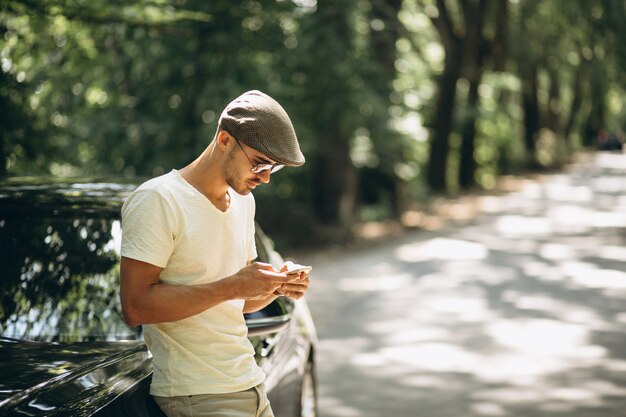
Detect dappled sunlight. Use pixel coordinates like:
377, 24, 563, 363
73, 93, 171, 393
502, 292, 606, 327
522, 259, 565, 282
562, 261, 626, 294
485, 319, 603, 357
338, 274, 414, 292
409, 294, 492, 323
317, 397, 363, 417
495, 215, 552, 237
375, 343, 479, 372
477, 196, 508, 213
594, 153, 626, 169
306, 154, 626, 417
589, 176, 626, 194
544, 182, 593, 202
472, 378, 626, 414
395, 238, 488, 262
399, 272, 472, 290
538, 242, 575, 259
368, 324, 450, 345
470, 401, 508, 416
593, 245, 626, 262
546, 205, 626, 229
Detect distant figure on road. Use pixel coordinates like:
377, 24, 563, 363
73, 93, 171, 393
598, 128, 624, 151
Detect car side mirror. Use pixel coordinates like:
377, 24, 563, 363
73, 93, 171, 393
245, 297, 294, 337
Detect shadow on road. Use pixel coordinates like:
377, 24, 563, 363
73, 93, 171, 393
303, 153, 626, 417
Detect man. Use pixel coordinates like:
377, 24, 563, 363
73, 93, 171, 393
120, 90, 310, 417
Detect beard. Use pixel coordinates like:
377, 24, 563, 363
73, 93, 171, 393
225, 152, 256, 195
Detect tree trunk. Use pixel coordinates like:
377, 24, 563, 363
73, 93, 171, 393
564, 65, 583, 149
371, 0, 402, 72
458, 0, 487, 190
582, 69, 606, 147
0, 127, 5, 178
459, 76, 481, 189
313, 131, 357, 230
521, 67, 540, 168
370, 0, 403, 215
491, 0, 508, 72
427, 43, 462, 192
306, 0, 357, 233
546, 70, 562, 136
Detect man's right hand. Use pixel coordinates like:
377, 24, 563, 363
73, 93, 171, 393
228, 262, 296, 300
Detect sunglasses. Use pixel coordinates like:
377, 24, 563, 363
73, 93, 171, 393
233, 137, 284, 174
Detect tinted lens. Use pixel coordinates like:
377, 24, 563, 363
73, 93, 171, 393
270, 164, 284, 173
251, 164, 271, 174
252, 164, 284, 174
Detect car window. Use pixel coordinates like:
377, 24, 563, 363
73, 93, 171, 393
0, 200, 137, 343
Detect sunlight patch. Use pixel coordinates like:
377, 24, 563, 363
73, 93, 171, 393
396, 238, 488, 262
563, 261, 626, 291
495, 215, 551, 237
338, 273, 414, 292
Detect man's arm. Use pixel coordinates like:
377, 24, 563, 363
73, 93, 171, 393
243, 294, 278, 314
120, 257, 293, 326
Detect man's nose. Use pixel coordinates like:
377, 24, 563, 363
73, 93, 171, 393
257, 169, 271, 184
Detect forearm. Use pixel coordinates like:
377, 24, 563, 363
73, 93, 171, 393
123, 277, 235, 326
243, 294, 278, 314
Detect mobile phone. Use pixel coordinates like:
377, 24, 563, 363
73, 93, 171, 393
286, 265, 312, 275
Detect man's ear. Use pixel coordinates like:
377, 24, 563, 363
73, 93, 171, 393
216, 130, 233, 151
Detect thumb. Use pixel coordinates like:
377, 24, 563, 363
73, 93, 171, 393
281, 260, 295, 273
253, 262, 277, 272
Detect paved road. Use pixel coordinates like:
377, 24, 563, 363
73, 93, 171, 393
299, 153, 626, 417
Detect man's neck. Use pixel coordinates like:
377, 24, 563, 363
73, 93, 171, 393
179, 144, 230, 209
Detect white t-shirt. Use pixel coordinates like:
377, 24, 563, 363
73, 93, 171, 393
121, 170, 265, 396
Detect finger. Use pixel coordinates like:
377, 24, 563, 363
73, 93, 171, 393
273, 273, 303, 283
282, 261, 295, 271
254, 262, 277, 271
284, 291, 305, 300
281, 283, 308, 293
273, 282, 290, 296
256, 269, 288, 280
287, 276, 310, 285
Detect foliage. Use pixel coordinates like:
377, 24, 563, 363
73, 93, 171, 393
0, 0, 624, 241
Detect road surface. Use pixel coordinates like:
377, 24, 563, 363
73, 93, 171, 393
300, 153, 626, 417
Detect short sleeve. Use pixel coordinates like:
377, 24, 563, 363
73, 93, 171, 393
247, 195, 258, 262
121, 189, 178, 268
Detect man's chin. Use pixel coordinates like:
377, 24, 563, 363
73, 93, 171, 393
230, 183, 253, 195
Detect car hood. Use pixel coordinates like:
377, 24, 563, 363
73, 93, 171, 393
0, 337, 147, 407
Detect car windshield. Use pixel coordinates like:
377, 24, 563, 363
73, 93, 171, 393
0, 181, 140, 343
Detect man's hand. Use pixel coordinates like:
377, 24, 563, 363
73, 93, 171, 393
274, 262, 311, 300
229, 262, 298, 300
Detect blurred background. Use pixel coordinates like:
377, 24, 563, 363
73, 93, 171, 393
1, 0, 624, 248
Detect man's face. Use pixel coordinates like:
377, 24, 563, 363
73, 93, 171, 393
225, 141, 273, 195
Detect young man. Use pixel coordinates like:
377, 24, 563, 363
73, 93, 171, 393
120, 90, 310, 417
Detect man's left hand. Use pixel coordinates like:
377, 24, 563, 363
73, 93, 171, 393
276, 264, 310, 299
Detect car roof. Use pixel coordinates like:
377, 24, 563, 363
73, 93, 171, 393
0, 177, 142, 215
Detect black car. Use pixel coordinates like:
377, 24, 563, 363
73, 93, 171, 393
0, 178, 318, 417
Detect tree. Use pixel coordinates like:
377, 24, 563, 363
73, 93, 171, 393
513, 0, 625, 164
291, 0, 361, 234
423, 0, 503, 192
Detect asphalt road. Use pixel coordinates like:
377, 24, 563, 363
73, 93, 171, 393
300, 153, 626, 417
